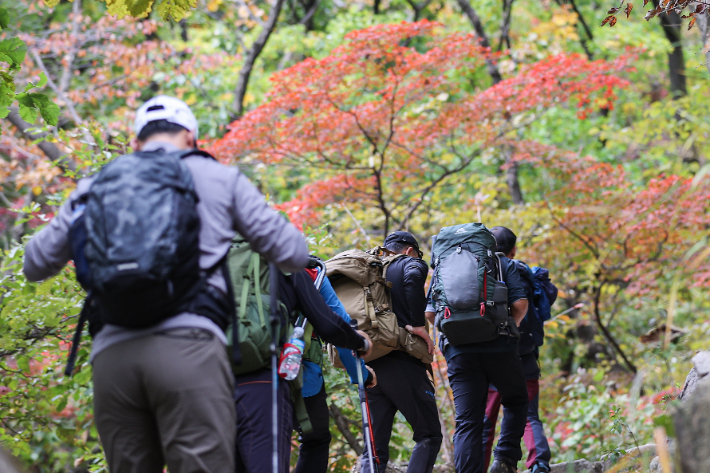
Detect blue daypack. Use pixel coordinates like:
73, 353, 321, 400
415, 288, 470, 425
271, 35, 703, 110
515, 262, 557, 351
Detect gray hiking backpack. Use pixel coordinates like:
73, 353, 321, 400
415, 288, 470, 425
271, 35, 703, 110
430, 223, 512, 346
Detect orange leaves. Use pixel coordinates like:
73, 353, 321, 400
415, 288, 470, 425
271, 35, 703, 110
625, 3, 634, 17
211, 21, 629, 227
601, 15, 618, 26
531, 148, 710, 296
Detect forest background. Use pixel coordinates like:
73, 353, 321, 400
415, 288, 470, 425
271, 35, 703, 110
0, 0, 709, 471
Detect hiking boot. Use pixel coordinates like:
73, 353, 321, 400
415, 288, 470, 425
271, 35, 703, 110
531, 462, 551, 473
489, 458, 517, 473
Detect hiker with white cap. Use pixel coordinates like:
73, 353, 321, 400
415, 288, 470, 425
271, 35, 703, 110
23, 95, 309, 473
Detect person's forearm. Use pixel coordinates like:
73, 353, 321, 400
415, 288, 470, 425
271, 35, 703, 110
24, 199, 74, 282
425, 311, 436, 325
511, 299, 529, 326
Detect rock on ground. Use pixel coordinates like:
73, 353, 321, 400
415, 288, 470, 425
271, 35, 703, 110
674, 375, 710, 473
549, 459, 604, 473
679, 351, 710, 401
0, 449, 25, 473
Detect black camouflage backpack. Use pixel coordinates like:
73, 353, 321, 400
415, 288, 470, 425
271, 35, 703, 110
65, 148, 223, 375
84, 149, 211, 325
430, 223, 512, 346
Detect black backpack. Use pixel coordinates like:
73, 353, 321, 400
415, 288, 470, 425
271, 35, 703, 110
65, 148, 220, 374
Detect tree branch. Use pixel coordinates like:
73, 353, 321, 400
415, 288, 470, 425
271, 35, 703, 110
328, 403, 363, 455
234, 0, 266, 27
29, 49, 84, 127
233, 0, 285, 118
456, 0, 503, 84
593, 282, 637, 373
59, 0, 82, 95
5, 107, 75, 173
405, 0, 433, 21
498, 0, 514, 51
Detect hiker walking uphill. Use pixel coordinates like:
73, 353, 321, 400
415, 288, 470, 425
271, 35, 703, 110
425, 223, 529, 473
229, 241, 373, 473
482, 227, 558, 473
294, 258, 377, 473
22, 96, 310, 473
358, 232, 442, 473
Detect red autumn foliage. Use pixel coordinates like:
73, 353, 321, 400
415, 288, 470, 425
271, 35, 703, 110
212, 21, 630, 232
517, 146, 710, 298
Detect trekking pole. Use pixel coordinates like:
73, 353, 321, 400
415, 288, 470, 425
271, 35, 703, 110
269, 263, 280, 473
351, 321, 379, 473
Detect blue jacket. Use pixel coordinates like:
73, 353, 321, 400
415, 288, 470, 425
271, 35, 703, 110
301, 273, 367, 397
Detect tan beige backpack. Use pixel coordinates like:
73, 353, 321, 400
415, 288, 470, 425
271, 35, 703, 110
325, 247, 433, 366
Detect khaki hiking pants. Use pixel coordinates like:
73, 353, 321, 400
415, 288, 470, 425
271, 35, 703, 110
93, 328, 236, 473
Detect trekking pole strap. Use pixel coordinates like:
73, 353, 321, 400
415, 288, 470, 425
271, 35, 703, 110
65, 293, 92, 377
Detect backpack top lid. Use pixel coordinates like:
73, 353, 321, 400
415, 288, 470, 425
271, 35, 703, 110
431, 223, 497, 266
325, 248, 389, 287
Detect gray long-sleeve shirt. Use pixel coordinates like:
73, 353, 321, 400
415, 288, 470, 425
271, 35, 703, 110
24, 141, 309, 360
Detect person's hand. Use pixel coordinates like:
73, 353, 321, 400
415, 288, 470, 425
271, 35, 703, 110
354, 330, 373, 359
405, 325, 435, 355
365, 365, 377, 388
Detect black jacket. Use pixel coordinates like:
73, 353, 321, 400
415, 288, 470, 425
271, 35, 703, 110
387, 256, 428, 328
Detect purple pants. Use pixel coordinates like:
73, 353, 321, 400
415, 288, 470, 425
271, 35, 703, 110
482, 352, 551, 470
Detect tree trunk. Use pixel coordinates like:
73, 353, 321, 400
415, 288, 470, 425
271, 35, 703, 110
505, 160, 524, 205
457, 0, 529, 205
698, 11, 710, 77
456, 0, 503, 84
233, 0, 286, 118
653, 0, 688, 97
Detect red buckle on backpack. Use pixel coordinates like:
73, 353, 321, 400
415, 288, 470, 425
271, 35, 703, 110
480, 302, 486, 316
480, 272, 488, 316
444, 307, 451, 319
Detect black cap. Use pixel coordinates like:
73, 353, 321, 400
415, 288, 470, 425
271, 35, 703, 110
384, 231, 420, 249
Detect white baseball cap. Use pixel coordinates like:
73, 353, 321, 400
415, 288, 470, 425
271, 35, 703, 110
134, 95, 199, 140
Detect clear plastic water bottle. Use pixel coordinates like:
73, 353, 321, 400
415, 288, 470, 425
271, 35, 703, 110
278, 327, 305, 381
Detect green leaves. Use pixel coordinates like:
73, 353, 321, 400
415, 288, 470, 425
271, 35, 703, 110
156, 0, 197, 21
0, 7, 9, 29
102, 0, 197, 20
0, 7, 59, 127
17, 74, 61, 126
0, 37, 27, 70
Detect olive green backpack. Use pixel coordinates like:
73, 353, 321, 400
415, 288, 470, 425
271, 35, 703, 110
225, 236, 312, 433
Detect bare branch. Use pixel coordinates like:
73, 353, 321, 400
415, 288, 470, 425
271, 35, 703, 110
456, 0, 503, 84
59, 0, 82, 95
29, 49, 84, 127
5, 107, 75, 173
233, 0, 285, 118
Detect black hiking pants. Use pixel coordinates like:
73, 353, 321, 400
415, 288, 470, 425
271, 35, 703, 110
361, 352, 443, 473
294, 385, 331, 473
446, 350, 528, 473
234, 369, 292, 473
